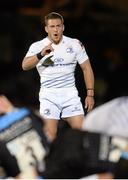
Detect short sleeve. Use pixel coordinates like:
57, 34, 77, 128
74, 39, 89, 64
25, 42, 39, 57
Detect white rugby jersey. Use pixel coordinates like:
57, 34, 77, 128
25, 35, 89, 88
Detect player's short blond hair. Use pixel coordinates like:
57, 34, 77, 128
44, 12, 64, 26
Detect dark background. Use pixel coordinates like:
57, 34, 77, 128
0, 0, 128, 109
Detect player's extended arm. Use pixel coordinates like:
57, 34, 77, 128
80, 59, 95, 112
22, 55, 39, 71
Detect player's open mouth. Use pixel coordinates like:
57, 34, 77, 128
54, 34, 58, 37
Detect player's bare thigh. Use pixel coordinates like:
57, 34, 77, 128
43, 118, 58, 142
64, 114, 84, 129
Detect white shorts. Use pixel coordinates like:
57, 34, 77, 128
39, 87, 84, 119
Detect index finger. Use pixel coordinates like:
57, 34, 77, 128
48, 42, 53, 46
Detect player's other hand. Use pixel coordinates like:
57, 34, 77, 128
0, 95, 14, 114
42, 42, 54, 55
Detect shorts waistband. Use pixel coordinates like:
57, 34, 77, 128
40, 86, 77, 92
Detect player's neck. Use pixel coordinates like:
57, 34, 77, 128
48, 36, 63, 45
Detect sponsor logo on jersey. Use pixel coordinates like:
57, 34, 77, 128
54, 58, 64, 63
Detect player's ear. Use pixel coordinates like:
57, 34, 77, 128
63, 25, 65, 31
45, 26, 48, 33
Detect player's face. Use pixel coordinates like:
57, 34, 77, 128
45, 19, 64, 44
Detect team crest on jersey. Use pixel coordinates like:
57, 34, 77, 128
66, 47, 74, 53
44, 109, 51, 115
